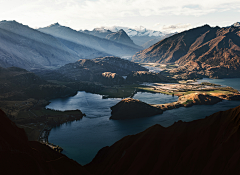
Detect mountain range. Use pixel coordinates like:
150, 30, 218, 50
83, 28, 141, 49
0, 20, 143, 70
132, 24, 240, 78
0, 20, 110, 70
38, 23, 141, 57
82, 26, 175, 49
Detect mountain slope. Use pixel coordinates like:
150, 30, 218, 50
86, 105, 240, 175
38, 23, 141, 56
132, 25, 240, 78
0, 20, 108, 70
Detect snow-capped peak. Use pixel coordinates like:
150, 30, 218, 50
92, 26, 166, 37
93, 27, 111, 33
232, 22, 240, 27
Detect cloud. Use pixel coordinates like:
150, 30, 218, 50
0, 0, 240, 30
2, 0, 240, 18
77, 0, 240, 18
161, 23, 192, 32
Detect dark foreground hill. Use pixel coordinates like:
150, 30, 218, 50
132, 25, 240, 78
86, 105, 240, 175
0, 109, 91, 175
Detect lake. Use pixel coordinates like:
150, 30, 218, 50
47, 78, 240, 165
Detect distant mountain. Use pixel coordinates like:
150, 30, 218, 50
107, 26, 176, 47
105, 26, 166, 37
39, 23, 141, 57
85, 105, 240, 175
0, 20, 108, 70
83, 26, 175, 49
83, 28, 141, 49
105, 29, 141, 49
83, 28, 112, 38
132, 24, 240, 78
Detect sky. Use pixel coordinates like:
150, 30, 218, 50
0, 0, 240, 33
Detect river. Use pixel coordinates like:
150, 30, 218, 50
46, 78, 240, 165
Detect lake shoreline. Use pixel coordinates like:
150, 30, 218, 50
46, 78, 240, 164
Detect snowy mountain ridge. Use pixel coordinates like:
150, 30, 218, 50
232, 22, 240, 27
93, 26, 167, 37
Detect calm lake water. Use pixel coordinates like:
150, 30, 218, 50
47, 78, 240, 165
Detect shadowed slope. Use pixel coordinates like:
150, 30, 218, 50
86, 105, 240, 175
